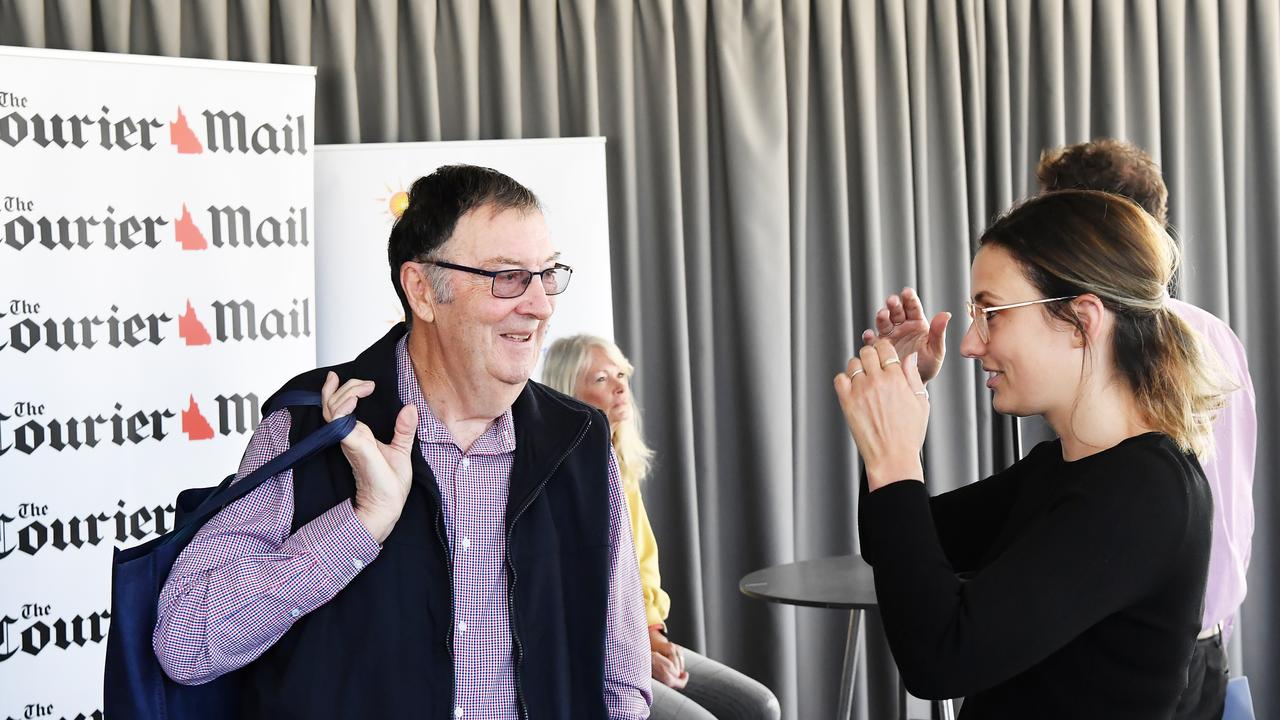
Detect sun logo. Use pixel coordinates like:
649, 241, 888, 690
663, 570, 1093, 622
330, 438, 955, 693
380, 183, 411, 329
377, 183, 411, 221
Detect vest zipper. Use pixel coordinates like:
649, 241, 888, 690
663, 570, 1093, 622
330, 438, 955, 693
506, 416, 592, 720
434, 499, 456, 717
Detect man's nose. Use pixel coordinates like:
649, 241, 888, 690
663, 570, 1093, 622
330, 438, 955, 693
519, 277, 554, 318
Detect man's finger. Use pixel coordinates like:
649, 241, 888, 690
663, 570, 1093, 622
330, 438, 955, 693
327, 381, 368, 410
335, 378, 375, 401
321, 372, 340, 420
334, 396, 359, 420
328, 380, 376, 417
389, 404, 419, 454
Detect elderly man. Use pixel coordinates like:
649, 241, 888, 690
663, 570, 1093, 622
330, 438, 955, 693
153, 164, 652, 719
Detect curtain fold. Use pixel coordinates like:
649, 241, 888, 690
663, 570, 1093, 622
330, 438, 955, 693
4, 2, 1275, 717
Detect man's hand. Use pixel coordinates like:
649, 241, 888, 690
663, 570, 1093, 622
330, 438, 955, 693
649, 627, 688, 689
322, 371, 418, 544
860, 287, 950, 384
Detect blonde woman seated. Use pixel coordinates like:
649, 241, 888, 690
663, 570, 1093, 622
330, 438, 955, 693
544, 335, 781, 720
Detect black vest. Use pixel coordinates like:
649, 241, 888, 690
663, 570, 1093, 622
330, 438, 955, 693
241, 325, 615, 719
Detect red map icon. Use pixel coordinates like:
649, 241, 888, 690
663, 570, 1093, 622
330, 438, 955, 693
179, 300, 212, 345
170, 107, 203, 154
183, 395, 216, 440
176, 204, 207, 250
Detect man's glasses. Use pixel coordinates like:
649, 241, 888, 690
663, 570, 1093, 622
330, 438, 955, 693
964, 296, 1077, 343
425, 260, 574, 299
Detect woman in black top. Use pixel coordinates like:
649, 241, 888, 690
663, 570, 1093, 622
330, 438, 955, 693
834, 190, 1228, 718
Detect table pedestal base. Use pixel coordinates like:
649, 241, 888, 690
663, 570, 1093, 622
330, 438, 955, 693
836, 610, 863, 718
834, 609, 957, 720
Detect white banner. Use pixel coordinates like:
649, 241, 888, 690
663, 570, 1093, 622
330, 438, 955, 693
0, 47, 316, 718
313, 138, 614, 374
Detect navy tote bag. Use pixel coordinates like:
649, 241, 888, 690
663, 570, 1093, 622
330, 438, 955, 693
103, 391, 354, 720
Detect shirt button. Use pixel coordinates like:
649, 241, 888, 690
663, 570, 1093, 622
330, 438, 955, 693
461, 537, 471, 550
454, 707, 464, 718
458, 621, 467, 634
289, 608, 301, 618
460, 457, 470, 469
351, 558, 364, 571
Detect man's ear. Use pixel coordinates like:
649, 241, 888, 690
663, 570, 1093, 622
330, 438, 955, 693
1071, 293, 1107, 347
400, 261, 436, 324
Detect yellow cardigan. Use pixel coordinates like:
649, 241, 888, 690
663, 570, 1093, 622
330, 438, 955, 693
623, 481, 671, 627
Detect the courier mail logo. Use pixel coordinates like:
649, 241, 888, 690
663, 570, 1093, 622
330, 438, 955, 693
0, 603, 111, 665
0, 100, 308, 156
1, 499, 180, 561
2, 200, 310, 252
0, 297, 312, 352
0, 392, 264, 457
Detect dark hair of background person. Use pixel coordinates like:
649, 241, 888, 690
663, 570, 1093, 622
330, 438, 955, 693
388, 164, 542, 316
1036, 139, 1170, 228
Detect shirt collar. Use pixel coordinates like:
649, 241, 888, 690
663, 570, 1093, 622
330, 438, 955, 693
395, 334, 516, 455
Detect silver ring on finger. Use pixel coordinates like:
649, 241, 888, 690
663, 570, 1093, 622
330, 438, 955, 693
914, 390, 929, 398
849, 368, 866, 380
881, 357, 901, 369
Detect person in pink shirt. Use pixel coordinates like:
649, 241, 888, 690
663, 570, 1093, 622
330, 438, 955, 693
1034, 139, 1256, 720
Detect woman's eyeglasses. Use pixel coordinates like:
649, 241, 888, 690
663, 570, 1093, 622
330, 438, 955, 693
964, 296, 1077, 342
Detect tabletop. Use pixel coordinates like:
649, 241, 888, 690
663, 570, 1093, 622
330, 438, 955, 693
739, 554, 878, 609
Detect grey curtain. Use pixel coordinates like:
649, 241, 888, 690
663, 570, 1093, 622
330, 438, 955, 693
4, 1, 1276, 717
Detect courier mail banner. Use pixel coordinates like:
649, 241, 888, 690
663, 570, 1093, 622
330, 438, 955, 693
0, 47, 316, 718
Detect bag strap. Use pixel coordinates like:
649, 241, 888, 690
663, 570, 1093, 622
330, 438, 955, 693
177, 391, 355, 533
264, 390, 324, 415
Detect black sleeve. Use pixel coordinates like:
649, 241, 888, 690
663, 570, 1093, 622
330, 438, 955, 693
858, 450, 1031, 571
927, 450, 1037, 572
858, 445, 1193, 700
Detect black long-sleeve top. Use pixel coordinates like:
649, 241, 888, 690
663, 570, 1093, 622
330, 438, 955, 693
859, 432, 1212, 718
